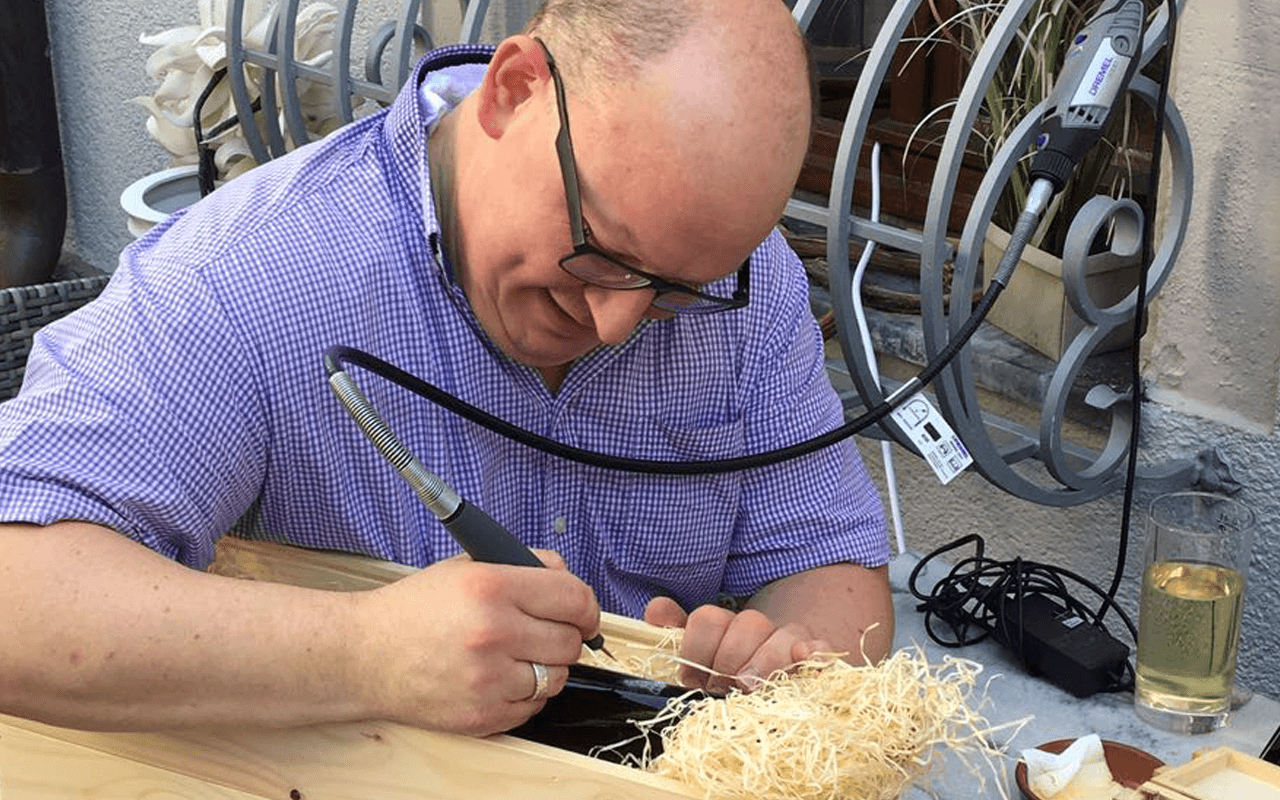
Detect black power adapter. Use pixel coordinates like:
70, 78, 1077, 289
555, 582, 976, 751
909, 534, 1138, 699
984, 592, 1131, 699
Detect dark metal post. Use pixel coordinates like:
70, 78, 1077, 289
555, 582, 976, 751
0, 0, 67, 288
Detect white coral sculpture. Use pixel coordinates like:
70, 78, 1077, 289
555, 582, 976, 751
133, 0, 344, 182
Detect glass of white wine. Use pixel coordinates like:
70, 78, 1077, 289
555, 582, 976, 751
1135, 491, 1256, 734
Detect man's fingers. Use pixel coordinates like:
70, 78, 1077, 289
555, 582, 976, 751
704, 609, 775, 694
643, 595, 688, 629
529, 548, 567, 571
650, 602, 827, 695
508, 659, 568, 704
503, 565, 602, 645
732, 624, 824, 690
790, 637, 835, 664
678, 604, 734, 689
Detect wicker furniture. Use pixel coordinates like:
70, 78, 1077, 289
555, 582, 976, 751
0, 273, 110, 401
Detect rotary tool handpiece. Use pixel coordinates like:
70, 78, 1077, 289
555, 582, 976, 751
442, 500, 546, 568
326, 365, 610, 655
1030, 0, 1145, 192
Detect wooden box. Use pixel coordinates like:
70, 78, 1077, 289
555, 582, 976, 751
1141, 747, 1280, 800
0, 539, 702, 799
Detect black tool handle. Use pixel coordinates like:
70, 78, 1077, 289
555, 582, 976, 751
1263, 721, 1280, 765
442, 500, 545, 567
442, 501, 607, 652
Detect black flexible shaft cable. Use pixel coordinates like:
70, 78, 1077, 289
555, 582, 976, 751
324, 276, 1006, 476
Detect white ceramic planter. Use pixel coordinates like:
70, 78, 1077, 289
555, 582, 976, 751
119, 165, 202, 238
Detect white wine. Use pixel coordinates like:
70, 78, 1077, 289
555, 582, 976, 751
1135, 561, 1245, 713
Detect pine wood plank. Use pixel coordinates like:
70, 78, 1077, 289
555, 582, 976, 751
0, 720, 271, 799
0, 537, 701, 799
0, 714, 698, 800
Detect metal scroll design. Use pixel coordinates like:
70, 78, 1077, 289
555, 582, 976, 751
226, 0, 450, 165
222, 0, 515, 164
787, 0, 1199, 506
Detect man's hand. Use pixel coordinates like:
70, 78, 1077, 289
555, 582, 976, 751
355, 549, 602, 736
642, 562, 894, 694
0, 522, 601, 736
643, 596, 831, 695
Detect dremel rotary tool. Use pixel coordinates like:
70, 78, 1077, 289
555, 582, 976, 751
991, 0, 1145, 289
1030, 0, 1145, 192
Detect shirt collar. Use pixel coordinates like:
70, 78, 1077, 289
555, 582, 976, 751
382, 45, 495, 284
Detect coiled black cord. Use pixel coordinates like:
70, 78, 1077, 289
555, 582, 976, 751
908, 534, 1137, 693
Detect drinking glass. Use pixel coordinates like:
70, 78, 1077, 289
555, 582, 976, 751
1135, 491, 1256, 734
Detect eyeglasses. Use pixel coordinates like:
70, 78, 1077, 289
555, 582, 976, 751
536, 38, 750, 315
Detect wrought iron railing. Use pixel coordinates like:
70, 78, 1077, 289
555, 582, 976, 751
783, 0, 1227, 507
225, 0, 468, 164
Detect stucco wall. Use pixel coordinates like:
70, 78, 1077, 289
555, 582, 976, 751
1143, 0, 1280, 697
46, 0, 172, 273
1145, 0, 1280, 434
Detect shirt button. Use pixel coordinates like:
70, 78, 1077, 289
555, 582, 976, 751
552, 516, 567, 534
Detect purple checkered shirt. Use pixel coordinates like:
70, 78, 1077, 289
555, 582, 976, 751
0, 45, 888, 616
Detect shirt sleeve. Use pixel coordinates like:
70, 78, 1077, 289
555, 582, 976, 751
0, 242, 268, 567
721, 232, 890, 598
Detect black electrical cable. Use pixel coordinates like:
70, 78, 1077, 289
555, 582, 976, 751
907, 534, 1138, 693
902, 0, 1179, 695
193, 67, 264, 199
1094, 0, 1177, 629
325, 272, 1005, 477
192, 67, 227, 198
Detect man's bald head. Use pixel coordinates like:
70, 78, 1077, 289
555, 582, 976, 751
442, 0, 815, 371
524, 0, 813, 116
524, 0, 814, 258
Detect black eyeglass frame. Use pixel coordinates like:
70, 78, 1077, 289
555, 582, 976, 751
535, 38, 750, 314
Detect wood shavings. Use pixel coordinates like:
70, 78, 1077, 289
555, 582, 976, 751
619, 646, 1026, 800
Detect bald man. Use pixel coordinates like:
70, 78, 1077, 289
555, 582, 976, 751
0, 0, 892, 736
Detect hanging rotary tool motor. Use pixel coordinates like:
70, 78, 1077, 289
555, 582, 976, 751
990, 0, 1146, 290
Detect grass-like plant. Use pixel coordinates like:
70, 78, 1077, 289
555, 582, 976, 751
904, 0, 1147, 255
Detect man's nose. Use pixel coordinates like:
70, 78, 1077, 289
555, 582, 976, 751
582, 285, 656, 345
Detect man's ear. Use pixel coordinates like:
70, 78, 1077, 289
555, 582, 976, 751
476, 35, 551, 140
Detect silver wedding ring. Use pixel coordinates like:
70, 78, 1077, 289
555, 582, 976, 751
528, 661, 550, 702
